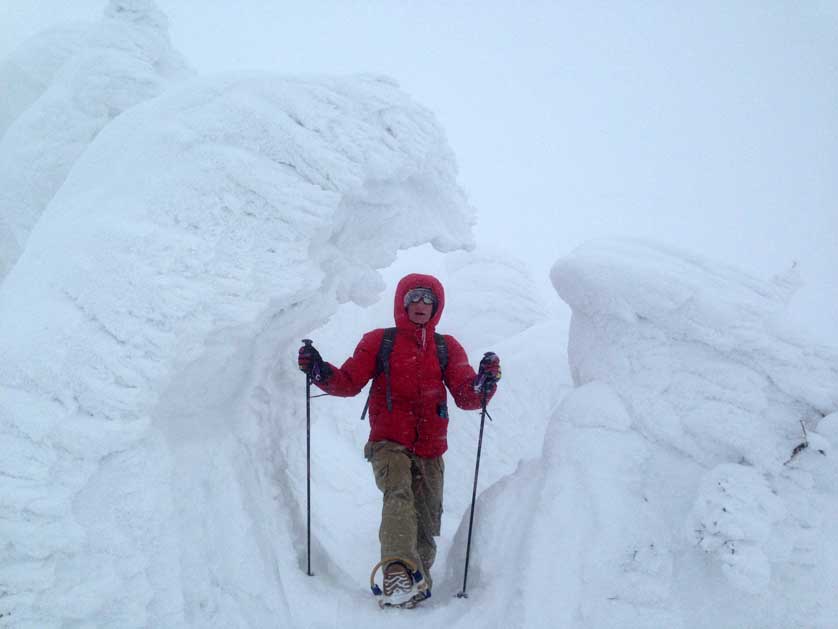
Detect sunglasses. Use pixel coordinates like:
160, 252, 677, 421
403, 288, 437, 307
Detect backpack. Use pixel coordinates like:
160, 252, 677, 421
360, 327, 448, 420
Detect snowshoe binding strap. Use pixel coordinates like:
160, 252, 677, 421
370, 557, 430, 608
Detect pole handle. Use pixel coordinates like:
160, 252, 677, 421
300, 339, 322, 382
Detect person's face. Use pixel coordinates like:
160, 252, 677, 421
406, 301, 433, 325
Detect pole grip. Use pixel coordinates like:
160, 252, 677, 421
301, 339, 322, 382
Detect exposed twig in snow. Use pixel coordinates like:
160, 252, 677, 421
785, 420, 810, 465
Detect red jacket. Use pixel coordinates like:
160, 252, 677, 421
317, 273, 493, 458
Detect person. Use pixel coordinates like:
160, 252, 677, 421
297, 273, 501, 608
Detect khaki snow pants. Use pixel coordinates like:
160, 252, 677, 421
364, 440, 444, 588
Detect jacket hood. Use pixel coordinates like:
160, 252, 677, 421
393, 273, 445, 330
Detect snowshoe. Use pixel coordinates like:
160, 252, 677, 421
370, 557, 430, 609
391, 589, 431, 609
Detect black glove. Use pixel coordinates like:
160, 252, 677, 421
298, 342, 329, 382
474, 352, 501, 392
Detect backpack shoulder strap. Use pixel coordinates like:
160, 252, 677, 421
434, 333, 448, 377
378, 327, 397, 376
361, 328, 397, 420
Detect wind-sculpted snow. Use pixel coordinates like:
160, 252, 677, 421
449, 381, 686, 629
441, 240, 838, 628
0, 67, 474, 627
442, 248, 552, 351
6, 10, 836, 624
552, 240, 838, 466
0, 0, 191, 279
491, 239, 836, 627
0, 24, 90, 139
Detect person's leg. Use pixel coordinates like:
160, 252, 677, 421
413, 454, 444, 589
366, 441, 421, 570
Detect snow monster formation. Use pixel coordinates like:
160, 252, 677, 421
454, 240, 838, 629
0, 55, 474, 629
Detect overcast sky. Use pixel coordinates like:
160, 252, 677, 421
2, 1, 836, 338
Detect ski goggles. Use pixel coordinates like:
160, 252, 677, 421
403, 287, 437, 308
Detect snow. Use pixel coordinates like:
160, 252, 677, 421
542, 240, 838, 627
0, 0, 191, 278
686, 462, 787, 594
2, 4, 837, 629
0, 23, 90, 138
442, 248, 553, 351
0, 35, 475, 625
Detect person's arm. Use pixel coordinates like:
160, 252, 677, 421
442, 335, 498, 410
313, 330, 382, 398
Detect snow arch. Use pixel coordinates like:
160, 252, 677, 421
0, 71, 473, 627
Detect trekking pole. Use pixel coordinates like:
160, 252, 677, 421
302, 338, 315, 577
457, 380, 490, 599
